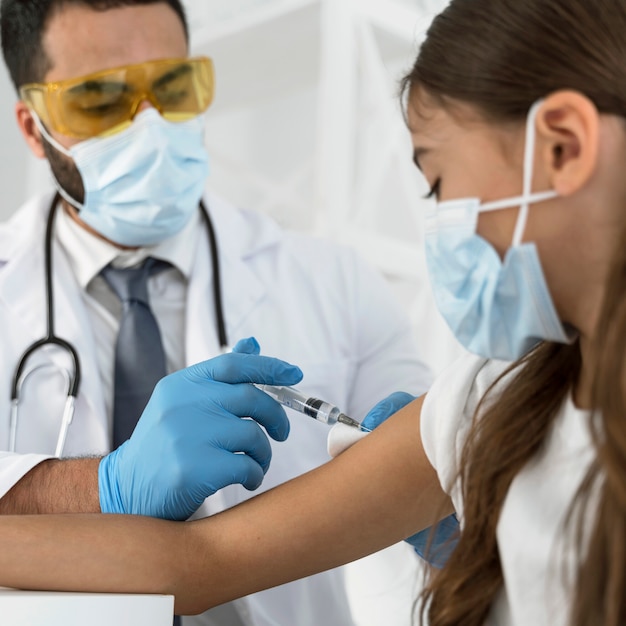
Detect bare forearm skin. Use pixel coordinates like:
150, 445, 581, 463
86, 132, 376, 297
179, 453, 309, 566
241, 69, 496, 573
0, 400, 451, 615
0, 458, 101, 514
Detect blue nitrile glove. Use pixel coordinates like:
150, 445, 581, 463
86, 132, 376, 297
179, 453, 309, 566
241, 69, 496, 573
99, 337, 303, 520
362, 392, 460, 568
361, 391, 417, 431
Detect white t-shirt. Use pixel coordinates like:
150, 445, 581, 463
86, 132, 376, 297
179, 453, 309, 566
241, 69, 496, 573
421, 352, 595, 626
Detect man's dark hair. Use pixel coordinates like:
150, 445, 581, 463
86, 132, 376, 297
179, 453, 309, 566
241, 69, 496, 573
0, 0, 189, 91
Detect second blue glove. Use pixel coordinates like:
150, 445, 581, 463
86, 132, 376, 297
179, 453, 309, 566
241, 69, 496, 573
363, 391, 459, 568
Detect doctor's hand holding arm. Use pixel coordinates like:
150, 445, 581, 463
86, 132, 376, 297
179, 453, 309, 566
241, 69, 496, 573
0, 341, 302, 520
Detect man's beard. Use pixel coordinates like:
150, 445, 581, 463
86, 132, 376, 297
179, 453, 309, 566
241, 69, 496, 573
41, 134, 86, 206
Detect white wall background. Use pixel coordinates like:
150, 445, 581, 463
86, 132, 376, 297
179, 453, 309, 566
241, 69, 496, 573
0, 0, 462, 375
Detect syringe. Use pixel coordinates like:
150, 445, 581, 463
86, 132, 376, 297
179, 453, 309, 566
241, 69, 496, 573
255, 385, 371, 432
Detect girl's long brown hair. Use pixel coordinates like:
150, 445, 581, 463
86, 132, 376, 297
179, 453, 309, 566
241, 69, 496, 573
401, 1, 626, 624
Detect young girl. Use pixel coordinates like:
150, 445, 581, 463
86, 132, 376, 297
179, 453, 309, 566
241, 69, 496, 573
0, 0, 623, 624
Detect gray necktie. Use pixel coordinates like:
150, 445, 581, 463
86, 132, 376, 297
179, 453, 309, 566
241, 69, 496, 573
100, 257, 170, 448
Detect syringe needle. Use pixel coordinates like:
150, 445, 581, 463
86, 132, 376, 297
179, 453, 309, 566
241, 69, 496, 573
337, 413, 371, 433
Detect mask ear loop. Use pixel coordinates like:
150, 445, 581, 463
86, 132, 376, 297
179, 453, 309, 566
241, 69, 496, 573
31, 111, 73, 157
511, 100, 544, 248
31, 112, 85, 212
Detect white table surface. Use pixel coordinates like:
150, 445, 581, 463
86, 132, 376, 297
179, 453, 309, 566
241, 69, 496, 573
0, 588, 174, 625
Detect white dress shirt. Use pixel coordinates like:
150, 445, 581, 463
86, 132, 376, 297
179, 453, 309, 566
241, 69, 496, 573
55, 202, 202, 423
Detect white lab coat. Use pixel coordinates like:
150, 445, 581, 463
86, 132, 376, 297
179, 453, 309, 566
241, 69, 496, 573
0, 191, 432, 626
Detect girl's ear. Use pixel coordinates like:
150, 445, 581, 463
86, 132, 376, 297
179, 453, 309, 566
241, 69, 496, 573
534, 91, 599, 197
16, 102, 46, 159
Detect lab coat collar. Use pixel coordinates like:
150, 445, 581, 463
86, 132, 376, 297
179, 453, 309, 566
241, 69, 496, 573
0, 192, 109, 446
202, 191, 283, 261
0, 192, 67, 343
185, 192, 283, 363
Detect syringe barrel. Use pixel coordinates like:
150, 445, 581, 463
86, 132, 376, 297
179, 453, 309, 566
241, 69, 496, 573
257, 385, 308, 412
256, 385, 342, 426
302, 399, 341, 425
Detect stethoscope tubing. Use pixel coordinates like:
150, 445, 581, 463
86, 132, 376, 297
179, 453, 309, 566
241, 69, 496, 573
10, 198, 81, 403
9, 194, 227, 454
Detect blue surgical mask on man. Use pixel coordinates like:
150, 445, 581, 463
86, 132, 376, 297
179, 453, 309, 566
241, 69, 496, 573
36, 108, 209, 247
424, 100, 574, 361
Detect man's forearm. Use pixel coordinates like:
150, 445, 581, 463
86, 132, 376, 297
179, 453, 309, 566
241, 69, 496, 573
0, 458, 101, 514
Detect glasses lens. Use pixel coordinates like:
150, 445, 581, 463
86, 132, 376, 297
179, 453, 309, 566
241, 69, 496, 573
59, 71, 134, 137
153, 58, 214, 122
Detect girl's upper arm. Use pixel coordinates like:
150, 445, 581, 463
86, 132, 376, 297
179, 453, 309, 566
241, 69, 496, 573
183, 394, 452, 613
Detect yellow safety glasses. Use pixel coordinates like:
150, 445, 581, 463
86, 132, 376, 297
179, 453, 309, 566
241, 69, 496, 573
20, 56, 215, 140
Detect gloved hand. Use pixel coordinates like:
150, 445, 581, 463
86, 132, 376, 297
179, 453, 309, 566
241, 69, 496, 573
361, 391, 416, 431
99, 337, 303, 520
362, 392, 459, 568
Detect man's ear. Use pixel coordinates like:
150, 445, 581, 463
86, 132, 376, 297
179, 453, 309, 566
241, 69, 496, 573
534, 91, 599, 197
15, 101, 46, 159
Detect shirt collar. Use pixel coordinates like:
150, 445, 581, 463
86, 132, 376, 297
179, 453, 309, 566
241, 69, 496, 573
55, 202, 200, 288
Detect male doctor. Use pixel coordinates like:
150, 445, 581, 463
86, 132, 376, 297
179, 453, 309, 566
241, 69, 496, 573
0, 1, 432, 624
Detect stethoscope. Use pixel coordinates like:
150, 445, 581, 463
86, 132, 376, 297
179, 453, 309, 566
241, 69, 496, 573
9, 193, 227, 456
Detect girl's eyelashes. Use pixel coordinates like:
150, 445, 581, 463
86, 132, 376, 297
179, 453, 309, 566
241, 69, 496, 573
423, 178, 441, 200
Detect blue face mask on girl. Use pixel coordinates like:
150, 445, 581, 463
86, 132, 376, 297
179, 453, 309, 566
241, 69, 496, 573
424, 100, 574, 361
36, 108, 209, 247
